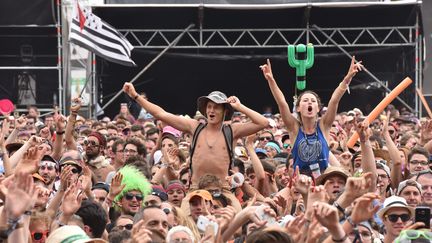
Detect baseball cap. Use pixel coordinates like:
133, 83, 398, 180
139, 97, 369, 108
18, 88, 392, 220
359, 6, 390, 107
255, 148, 268, 157
162, 126, 182, 138
396, 179, 422, 196
151, 187, 168, 201
184, 190, 213, 202
92, 182, 110, 193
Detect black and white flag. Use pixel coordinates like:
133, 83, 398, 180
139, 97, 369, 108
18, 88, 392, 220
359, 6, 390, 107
69, 2, 135, 66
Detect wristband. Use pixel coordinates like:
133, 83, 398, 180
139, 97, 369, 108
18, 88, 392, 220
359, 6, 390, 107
134, 94, 140, 100
332, 233, 348, 242
56, 131, 65, 135
333, 202, 345, 214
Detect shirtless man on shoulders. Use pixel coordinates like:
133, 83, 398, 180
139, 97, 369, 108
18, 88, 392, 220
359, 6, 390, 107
123, 83, 268, 190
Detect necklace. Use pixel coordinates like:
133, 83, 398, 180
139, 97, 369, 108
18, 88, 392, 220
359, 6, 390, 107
204, 128, 220, 149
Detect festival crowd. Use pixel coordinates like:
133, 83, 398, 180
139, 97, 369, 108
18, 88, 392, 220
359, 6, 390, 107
0, 57, 432, 243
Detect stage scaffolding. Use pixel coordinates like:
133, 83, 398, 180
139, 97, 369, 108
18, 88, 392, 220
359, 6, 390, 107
0, 0, 63, 117
82, 1, 423, 117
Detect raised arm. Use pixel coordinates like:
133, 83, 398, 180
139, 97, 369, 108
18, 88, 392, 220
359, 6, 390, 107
51, 114, 66, 161
65, 98, 81, 151
228, 96, 268, 139
123, 82, 197, 135
260, 59, 298, 132
356, 122, 377, 192
244, 135, 266, 193
5, 116, 27, 145
321, 56, 363, 130
384, 115, 402, 188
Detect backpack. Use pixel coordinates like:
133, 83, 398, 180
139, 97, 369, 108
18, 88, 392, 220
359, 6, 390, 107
189, 123, 234, 176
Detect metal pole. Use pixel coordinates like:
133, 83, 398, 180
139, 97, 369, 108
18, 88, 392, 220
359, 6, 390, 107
416, 12, 422, 118
415, 14, 420, 117
312, 24, 415, 113
101, 23, 195, 111
56, 0, 63, 113
92, 53, 96, 119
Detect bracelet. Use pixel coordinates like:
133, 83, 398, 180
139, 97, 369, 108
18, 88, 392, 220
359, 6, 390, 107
56, 131, 65, 135
333, 202, 346, 215
332, 233, 348, 242
133, 94, 140, 100
346, 216, 356, 227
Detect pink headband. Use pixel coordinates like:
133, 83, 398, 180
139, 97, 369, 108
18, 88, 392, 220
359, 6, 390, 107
166, 183, 185, 193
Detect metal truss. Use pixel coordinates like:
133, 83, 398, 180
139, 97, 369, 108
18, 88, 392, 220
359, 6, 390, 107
120, 26, 416, 49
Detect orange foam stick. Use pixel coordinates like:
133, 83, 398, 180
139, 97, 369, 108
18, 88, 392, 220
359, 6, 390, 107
416, 88, 432, 119
347, 77, 413, 148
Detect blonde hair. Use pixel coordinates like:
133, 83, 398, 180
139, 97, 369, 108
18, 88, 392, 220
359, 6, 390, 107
172, 206, 200, 242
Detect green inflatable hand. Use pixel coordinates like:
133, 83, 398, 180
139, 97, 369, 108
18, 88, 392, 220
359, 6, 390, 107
287, 43, 314, 90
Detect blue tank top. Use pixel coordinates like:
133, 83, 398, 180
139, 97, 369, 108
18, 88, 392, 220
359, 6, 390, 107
292, 124, 329, 176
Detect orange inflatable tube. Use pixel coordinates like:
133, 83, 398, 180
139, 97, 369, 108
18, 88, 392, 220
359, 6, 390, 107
416, 88, 432, 119
347, 77, 413, 148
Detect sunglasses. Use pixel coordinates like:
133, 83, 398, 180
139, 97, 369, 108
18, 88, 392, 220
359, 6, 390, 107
396, 230, 432, 242
31, 230, 49, 241
386, 213, 410, 223
283, 143, 291, 149
124, 193, 144, 201
162, 207, 172, 214
118, 223, 133, 230
40, 165, 55, 171
259, 136, 272, 141
83, 140, 99, 146
60, 164, 82, 174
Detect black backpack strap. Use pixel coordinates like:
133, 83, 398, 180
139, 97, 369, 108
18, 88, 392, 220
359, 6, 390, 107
189, 123, 206, 175
222, 124, 234, 172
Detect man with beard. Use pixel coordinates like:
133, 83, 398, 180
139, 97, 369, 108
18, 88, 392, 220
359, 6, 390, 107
416, 170, 432, 208
84, 131, 114, 182
38, 154, 59, 192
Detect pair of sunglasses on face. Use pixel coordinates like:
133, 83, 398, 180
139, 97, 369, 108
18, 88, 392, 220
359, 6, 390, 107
124, 192, 144, 201
31, 231, 49, 241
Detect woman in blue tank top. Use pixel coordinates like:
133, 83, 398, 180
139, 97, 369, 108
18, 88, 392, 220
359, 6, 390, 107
260, 57, 364, 178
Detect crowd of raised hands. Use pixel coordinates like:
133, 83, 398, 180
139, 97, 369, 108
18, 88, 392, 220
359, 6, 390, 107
0, 86, 432, 243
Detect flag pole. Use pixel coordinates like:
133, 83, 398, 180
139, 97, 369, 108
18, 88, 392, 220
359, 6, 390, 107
101, 23, 195, 111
